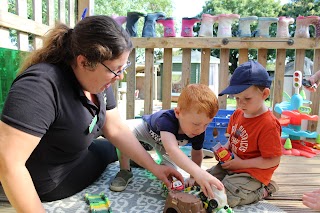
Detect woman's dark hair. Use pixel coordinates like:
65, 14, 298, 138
19, 15, 132, 74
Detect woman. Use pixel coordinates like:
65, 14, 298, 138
0, 15, 183, 212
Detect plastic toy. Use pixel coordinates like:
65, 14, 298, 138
185, 186, 233, 213
302, 78, 318, 90
84, 193, 112, 213
162, 184, 233, 213
170, 178, 184, 191
212, 143, 233, 163
274, 70, 320, 158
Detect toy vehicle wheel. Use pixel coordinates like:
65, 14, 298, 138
198, 192, 207, 202
208, 199, 218, 209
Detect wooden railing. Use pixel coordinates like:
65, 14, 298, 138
127, 37, 320, 132
0, 0, 320, 131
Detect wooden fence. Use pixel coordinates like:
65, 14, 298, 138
1, 0, 320, 131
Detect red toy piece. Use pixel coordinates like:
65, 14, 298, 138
212, 143, 233, 163
170, 178, 184, 191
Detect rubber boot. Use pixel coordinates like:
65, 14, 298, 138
156, 17, 176, 37
125, 11, 146, 37
311, 18, 320, 38
238, 16, 258, 37
255, 17, 279, 37
276, 16, 294, 38
142, 12, 166, 37
198, 14, 218, 37
295, 16, 320, 38
181, 17, 201, 37
217, 14, 240, 37
111, 14, 127, 26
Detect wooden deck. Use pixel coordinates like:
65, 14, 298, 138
0, 153, 319, 212
202, 153, 320, 213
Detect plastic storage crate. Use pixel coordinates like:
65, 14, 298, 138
203, 109, 235, 150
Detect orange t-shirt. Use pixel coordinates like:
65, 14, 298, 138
227, 109, 282, 185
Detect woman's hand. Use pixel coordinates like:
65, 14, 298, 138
152, 165, 184, 189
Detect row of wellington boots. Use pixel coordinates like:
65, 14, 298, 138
238, 16, 258, 37
276, 16, 295, 38
125, 11, 147, 37
255, 17, 279, 37
198, 14, 218, 37
217, 14, 240, 37
142, 12, 166, 37
295, 15, 320, 38
111, 14, 127, 26
156, 17, 176, 37
180, 17, 201, 37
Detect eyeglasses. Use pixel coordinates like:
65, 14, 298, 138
101, 61, 131, 78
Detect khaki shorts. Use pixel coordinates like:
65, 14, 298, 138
208, 163, 265, 207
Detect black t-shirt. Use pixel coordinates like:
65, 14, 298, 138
142, 109, 204, 150
1, 63, 116, 194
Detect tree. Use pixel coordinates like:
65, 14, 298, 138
279, 0, 320, 63
94, 0, 174, 63
195, 0, 282, 73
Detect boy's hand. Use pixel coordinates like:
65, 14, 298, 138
302, 189, 320, 210
221, 153, 244, 170
184, 177, 196, 187
194, 169, 224, 199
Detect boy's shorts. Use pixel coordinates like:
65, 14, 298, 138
208, 163, 265, 207
125, 119, 177, 168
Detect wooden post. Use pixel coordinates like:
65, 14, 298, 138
78, 0, 94, 21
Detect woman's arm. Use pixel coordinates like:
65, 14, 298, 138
0, 121, 44, 213
102, 108, 184, 187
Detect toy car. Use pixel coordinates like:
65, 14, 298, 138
185, 185, 234, 213
84, 193, 112, 213
171, 179, 184, 191
212, 143, 233, 163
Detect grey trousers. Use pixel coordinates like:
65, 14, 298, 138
126, 119, 177, 168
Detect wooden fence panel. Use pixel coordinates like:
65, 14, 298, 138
239, 49, 248, 65
258, 49, 267, 68
162, 48, 173, 109
273, 49, 286, 118
17, 0, 29, 51
181, 48, 191, 88
308, 49, 320, 131
33, 0, 43, 49
58, 0, 66, 24
47, 0, 55, 26
68, 0, 75, 27
126, 50, 136, 119
144, 48, 154, 115
200, 48, 211, 85
219, 48, 230, 109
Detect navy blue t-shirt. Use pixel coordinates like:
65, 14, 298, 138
142, 109, 204, 150
1, 63, 116, 194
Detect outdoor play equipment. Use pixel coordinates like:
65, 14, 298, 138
274, 70, 320, 158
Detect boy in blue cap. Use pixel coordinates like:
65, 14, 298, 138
207, 60, 282, 207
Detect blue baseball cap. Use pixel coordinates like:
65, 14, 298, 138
218, 60, 272, 96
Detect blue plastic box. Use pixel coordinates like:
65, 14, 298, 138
203, 109, 235, 150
